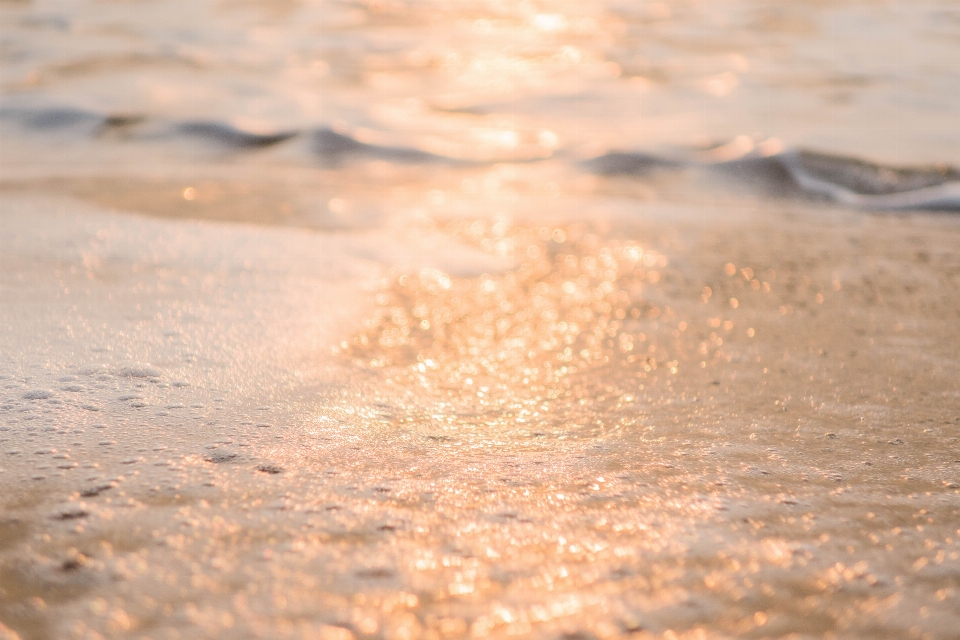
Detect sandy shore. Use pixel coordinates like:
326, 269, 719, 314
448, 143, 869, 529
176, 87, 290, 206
2, 188, 959, 639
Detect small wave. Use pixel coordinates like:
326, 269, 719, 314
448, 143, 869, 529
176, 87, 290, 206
0, 104, 471, 161
586, 145, 960, 212
4, 103, 957, 211
0, 103, 302, 150
1, 103, 558, 164
777, 151, 960, 211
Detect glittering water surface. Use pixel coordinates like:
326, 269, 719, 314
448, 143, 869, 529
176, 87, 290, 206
2, 2, 960, 640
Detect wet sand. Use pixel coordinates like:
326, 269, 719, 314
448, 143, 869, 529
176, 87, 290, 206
2, 190, 958, 640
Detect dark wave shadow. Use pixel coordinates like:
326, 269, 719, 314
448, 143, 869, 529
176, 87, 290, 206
582, 151, 683, 176
176, 122, 299, 148
313, 128, 450, 165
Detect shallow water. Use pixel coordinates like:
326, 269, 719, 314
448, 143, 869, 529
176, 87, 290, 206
1, 2, 960, 639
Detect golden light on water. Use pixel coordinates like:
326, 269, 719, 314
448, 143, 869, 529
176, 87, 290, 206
348, 222, 673, 386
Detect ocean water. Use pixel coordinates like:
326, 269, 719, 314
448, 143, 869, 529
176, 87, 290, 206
1, 1, 960, 639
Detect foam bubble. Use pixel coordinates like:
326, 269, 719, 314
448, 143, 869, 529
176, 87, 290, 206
115, 363, 162, 378
22, 389, 54, 400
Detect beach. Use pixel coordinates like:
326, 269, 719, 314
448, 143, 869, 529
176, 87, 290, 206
2, 1, 960, 639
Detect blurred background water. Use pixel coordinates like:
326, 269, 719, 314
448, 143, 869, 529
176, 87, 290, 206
2, 0, 959, 217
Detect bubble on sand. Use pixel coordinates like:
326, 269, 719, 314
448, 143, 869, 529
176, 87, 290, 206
61, 550, 88, 572
356, 567, 394, 579
205, 451, 239, 463
115, 363, 162, 378
77, 364, 107, 375
22, 389, 54, 400
53, 507, 89, 520
256, 464, 283, 474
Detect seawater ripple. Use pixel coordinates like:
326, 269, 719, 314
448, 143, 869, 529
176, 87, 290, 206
3, 103, 959, 211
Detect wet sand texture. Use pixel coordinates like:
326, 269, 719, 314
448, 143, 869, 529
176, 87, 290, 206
2, 195, 959, 639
